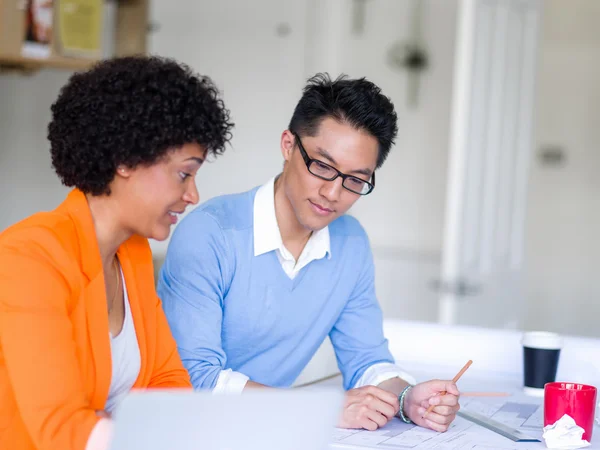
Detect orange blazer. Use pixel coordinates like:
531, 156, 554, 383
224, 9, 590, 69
0, 189, 192, 450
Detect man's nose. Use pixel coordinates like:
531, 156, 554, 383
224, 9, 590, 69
319, 176, 344, 202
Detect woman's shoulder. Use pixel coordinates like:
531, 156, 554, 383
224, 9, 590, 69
0, 209, 78, 258
0, 210, 84, 310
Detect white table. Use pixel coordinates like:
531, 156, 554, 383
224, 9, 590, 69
382, 319, 600, 388
312, 320, 600, 449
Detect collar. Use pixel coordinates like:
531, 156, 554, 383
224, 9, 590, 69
61, 189, 139, 282
61, 188, 104, 281
253, 176, 331, 259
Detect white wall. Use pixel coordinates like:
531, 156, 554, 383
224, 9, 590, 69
524, 0, 600, 337
337, 0, 458, 254
1, 0, 598, 337
338, 0, 458, 321
0, 0, 458, 324
145, 0, 458, 255
146, 0, 309, 256
0, 70, 72, 229
150, 0, 459, 322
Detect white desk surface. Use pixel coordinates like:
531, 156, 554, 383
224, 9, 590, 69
311, 320, 600, 450
319, 365, 599, 450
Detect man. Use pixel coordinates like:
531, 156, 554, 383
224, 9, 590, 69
158, 74, 460, 432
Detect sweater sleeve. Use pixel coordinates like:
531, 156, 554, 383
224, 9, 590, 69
157, 211, 234, 390
147, 294, 194, 389
328, 235, 397, 390
0, 249, 100, 450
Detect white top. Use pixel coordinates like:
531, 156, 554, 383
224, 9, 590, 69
212, 177, 416, 394
85, 270, 142, 450
105, 268, 141, 413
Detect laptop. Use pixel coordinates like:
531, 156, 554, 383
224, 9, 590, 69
109, 388, 344, 450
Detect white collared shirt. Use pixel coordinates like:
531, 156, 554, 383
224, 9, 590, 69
213, 177, 416, 394
253, 176, 331, 279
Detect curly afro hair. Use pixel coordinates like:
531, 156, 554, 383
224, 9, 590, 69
48, 55, 234, 196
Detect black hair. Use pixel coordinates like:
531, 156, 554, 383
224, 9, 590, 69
48, 55, 234, 195
288, 73, 398, 169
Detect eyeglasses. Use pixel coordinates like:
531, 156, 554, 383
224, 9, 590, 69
292, 132, 375, 195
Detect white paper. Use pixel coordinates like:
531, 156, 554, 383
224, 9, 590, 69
542, 414, 590, 449
331, 398, 545, 450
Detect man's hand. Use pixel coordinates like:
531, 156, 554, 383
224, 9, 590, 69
403, 380, 460, 432
338, 385, 400, 431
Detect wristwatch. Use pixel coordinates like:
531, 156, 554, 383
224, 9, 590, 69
398, 385, 413, 424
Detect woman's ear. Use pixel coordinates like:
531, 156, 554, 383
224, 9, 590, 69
115, 165, 132, 179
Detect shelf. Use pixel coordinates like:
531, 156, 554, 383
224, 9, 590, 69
0, 0, 148, 73
0, 54, 96, 71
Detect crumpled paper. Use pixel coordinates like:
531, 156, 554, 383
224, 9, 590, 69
542, 414, 591, 449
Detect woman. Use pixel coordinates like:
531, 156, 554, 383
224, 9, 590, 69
0, 56, 234, 450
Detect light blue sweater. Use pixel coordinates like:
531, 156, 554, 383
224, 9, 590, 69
157, 187, 394, 390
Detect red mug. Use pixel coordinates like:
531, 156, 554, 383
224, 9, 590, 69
544, 382, 597, 442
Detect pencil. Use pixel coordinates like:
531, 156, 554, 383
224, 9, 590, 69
422, 360, 472, 419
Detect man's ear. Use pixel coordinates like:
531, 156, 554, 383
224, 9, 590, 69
280, 130, 295, 162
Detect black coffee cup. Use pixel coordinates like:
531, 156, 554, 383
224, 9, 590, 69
522, 331, 562, 397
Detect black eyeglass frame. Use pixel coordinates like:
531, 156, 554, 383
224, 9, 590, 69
292, 132, 376, 195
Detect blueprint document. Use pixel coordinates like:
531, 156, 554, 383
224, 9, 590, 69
330, 396, 595, 450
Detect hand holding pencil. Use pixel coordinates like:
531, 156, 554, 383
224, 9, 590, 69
423, 360, 472, 418
401, 360, 472, 433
